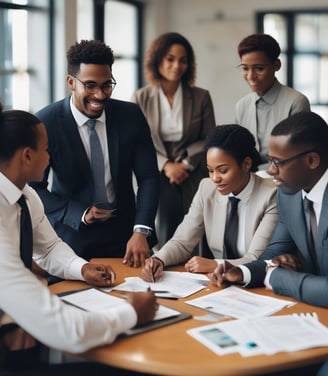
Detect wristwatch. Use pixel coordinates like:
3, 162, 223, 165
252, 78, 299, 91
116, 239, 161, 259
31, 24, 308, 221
134, 227, 153, 237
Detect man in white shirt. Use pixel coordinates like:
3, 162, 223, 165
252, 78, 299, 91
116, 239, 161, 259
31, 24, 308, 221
0, 104, 157, 372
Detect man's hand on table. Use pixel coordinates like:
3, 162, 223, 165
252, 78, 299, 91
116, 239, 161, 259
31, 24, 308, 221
81, 263, 116, 286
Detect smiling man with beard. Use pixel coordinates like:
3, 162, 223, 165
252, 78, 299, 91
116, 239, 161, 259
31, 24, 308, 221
31, 40, 160, 268
209, 111, 328, 309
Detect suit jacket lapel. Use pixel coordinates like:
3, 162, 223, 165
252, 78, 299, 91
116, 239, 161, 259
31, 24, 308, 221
182, 86, 192, 138
292, 192, 317, 272
316, 183, 328, 272
62, 97, 92, 182
146, 87, 167, 157
105, 100, 119, 187
215, 193, 228, 252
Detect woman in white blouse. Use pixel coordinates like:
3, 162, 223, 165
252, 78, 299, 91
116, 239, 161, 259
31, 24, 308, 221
132, 32, 216, 248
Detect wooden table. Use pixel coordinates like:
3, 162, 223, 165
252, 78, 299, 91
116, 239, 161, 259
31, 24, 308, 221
50, 258, 328, 376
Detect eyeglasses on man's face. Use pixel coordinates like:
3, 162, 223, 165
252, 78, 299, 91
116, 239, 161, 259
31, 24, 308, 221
267, 149, 316, 170
72, 75, 117, 94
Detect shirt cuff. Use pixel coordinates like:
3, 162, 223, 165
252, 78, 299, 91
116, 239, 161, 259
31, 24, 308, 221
264, 267, 276, 290
182, 159, 195, 172
112, 303, 138, 331
81, 208, 90, 225
215, 259, 224, 265
68, 258, 88, 280
238, 264, 251, 286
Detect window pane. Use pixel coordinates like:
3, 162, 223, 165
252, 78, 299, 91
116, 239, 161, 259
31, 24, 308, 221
319, 56, 328, 102
77, 0, 94, 40
294, 55, 318, 102
0, 3, 49, 112
295, 15, 320, 52
111, 59, 137, 101
295, 14, 328, 53
263, 14, 287, 51
318, 16, 328, 52
0, 8, 29, 109
104, 0, 137, 56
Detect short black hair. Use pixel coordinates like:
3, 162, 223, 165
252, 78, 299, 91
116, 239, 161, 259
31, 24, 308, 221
271, 111, 328, 159
238, 33, 281, 62
66, 40, 114, 76
0, 102, 41, 162
204, 124, 261, 172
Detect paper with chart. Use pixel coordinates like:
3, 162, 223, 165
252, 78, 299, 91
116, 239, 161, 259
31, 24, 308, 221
112, 271, 209, 298
185, 285, 296, 319
187, 313, 328, 357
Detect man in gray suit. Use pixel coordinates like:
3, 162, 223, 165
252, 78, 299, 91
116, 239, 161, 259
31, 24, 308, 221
210, 111, 328, 308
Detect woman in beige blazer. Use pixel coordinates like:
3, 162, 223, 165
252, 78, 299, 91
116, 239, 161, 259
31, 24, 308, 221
132, 32, 216, 248
140, 124, 278, 281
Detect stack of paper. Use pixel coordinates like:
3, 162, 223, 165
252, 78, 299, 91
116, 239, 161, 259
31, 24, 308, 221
112, 271, 209, 298
187, 313, 328, 357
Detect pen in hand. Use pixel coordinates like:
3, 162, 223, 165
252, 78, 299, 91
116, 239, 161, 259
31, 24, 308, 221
149, 258, 156, 283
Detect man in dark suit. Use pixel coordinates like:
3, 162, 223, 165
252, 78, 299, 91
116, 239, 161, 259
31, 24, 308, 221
31, 40, 160, 267
209, 111, 328, 308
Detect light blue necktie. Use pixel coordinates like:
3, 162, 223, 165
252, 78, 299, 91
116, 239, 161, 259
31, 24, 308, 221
86, 119, 107, 203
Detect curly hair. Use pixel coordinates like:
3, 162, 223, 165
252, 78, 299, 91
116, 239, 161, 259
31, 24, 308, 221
144, 32, 196, 87
204, 124, 261, 172
238, 33, 281, 63
66, 40, 115, 75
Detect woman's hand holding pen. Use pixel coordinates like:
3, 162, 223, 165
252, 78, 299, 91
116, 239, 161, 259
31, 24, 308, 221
140, 257, 164, 282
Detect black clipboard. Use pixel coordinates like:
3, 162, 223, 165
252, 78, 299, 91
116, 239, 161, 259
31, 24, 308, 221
121, 310, 192, 337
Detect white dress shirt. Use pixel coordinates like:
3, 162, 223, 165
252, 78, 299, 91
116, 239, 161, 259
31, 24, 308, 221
159, 84, 183, 142
0, 172, 137, 352
215, 174, 255, 265
70, 98, 115, 204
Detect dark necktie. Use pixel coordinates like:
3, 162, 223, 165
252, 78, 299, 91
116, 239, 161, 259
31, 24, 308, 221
17, 195, 33, 269
303, 197, 318, 267
86, 119, 107, 203
224, 197, 240, 259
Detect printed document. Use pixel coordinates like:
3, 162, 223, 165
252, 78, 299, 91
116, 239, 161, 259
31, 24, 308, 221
112, 271, 208, 298
187, 313, 328, 357
185, 285, 295, 319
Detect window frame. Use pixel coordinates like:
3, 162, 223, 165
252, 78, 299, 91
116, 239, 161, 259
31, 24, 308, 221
256, 9, 328, 116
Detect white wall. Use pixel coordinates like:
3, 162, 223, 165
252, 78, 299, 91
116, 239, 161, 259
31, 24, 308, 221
142, 0, 328, 124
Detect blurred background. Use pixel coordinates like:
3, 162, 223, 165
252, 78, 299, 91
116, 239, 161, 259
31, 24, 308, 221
1, 0, 328, 123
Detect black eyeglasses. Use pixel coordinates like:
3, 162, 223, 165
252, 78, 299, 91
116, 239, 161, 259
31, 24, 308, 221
267, 149, 316, 170
72, 75, 116, 94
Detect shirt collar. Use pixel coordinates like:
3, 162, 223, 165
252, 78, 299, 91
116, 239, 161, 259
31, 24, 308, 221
302, 168, 328, 204
0, 171, 25, 205
229, 173, 255, 203
256, 79, 280, 105
159, 83, 183, 105
69, 96, 106, 127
